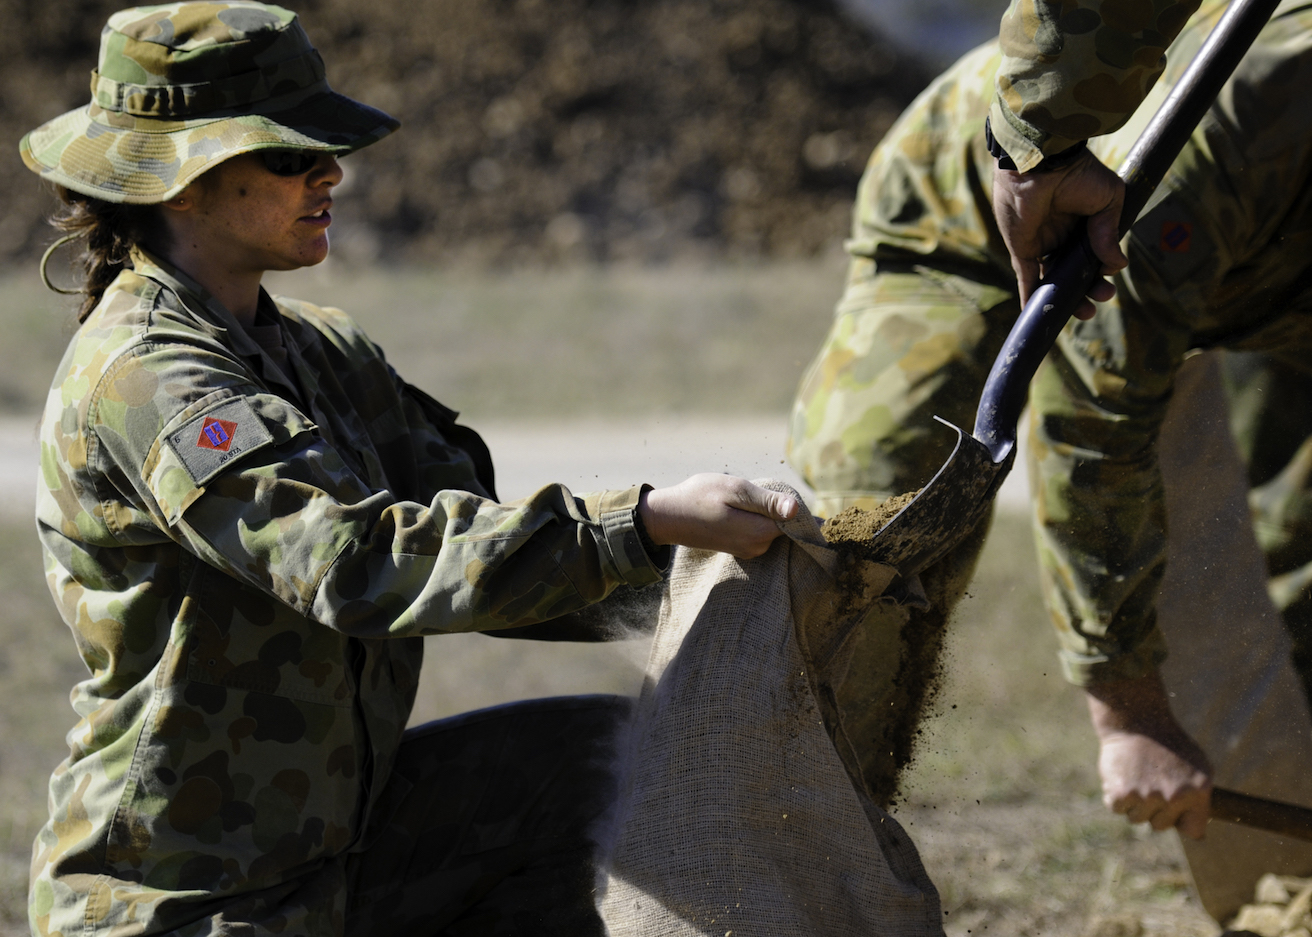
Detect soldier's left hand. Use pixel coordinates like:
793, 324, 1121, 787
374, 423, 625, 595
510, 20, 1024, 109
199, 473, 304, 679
639, 474, 798, 559
1085, 671, 1213, 840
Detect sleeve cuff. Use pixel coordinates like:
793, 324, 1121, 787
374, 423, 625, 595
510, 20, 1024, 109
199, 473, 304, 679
987, 99, 1085, 174
597, 485, 669, 587
1057, 626, 1170, 687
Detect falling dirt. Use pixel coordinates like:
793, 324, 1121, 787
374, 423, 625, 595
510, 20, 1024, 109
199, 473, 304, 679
817, 492, 986, 809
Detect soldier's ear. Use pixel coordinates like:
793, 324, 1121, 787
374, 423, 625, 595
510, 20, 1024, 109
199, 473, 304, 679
162, 180, 206, 214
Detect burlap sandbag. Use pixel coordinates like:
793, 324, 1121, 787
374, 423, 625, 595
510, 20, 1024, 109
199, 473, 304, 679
595, 483, 944, 937
1152, 352, 1312, 922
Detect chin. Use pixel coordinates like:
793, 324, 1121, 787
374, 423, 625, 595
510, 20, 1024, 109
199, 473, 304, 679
279, 242, 331, 271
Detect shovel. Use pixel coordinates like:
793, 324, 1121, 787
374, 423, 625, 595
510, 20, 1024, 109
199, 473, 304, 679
1212, 787, 1312, 843
864, 0, 1283, 576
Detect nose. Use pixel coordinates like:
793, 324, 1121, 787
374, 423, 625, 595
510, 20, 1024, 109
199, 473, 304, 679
309, 154, 344, 188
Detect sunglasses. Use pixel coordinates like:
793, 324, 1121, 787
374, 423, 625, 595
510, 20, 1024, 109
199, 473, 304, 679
261, 149, 322, 176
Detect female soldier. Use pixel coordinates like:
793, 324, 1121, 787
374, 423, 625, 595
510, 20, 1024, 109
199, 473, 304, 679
19, 3, 797, 935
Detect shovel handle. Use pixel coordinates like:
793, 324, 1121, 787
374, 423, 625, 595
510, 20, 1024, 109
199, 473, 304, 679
1211, 786, 1312, 843
971, 0, 1283, 462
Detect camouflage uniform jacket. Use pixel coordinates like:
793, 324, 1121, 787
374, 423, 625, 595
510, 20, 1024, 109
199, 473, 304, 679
30, 248, 663, 936
990, 0, 1204, 170
844, 0, 1312, 685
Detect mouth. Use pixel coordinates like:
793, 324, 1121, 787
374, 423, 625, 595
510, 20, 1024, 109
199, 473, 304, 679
300, 203, 333, 225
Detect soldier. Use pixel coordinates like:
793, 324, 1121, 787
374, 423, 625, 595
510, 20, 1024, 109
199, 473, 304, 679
787, 0, 1312, 918
20, 3, 799, 935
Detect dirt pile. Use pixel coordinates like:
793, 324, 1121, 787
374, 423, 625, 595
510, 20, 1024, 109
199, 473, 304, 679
0, 0, 932, 267
1229, 874, 1312, 936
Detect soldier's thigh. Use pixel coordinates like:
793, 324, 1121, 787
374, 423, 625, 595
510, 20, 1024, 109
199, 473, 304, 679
343, 695, 629, 937
787, 269, 1017, 516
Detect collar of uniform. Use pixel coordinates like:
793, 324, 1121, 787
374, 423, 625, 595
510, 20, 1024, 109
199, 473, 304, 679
128, 246, 290, 364
127, 247, 311, 409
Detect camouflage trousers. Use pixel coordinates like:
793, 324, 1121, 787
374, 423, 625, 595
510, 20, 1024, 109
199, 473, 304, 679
786, 265, 1312, 702
342, 694, 625, 937
787, 266, 1018, 517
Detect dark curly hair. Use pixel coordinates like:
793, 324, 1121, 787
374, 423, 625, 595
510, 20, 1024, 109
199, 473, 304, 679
48, 188, 167, 322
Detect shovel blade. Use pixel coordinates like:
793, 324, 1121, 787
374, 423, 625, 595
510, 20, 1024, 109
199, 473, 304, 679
867, 418, 1015, 576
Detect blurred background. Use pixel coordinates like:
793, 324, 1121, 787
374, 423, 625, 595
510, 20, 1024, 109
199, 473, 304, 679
0, 1, 1220, 935
0, 0, 1003, 270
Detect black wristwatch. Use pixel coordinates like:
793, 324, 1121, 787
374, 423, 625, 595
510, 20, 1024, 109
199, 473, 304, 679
985, 116, 1088, 173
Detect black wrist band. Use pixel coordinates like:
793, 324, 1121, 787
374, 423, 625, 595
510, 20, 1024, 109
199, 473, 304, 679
634, 485, 672, 571
984, 116, 1018, 170
985, 116, 1089, 173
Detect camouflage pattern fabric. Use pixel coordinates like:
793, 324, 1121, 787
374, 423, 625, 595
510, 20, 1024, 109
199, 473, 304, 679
989, 0, 1205, 170
787, 42, 1017, 518
20, 2, 398, 204
30, 247, 664, 936
788, 0, 1312, 687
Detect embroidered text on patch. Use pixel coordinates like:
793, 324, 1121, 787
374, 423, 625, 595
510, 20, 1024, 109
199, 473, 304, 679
197, 417, 238, 452
166, 397, 275, 486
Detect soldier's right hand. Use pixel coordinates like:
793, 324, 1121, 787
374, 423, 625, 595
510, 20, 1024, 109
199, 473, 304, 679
992, 148, 1128, 318
639, 474, 798, 559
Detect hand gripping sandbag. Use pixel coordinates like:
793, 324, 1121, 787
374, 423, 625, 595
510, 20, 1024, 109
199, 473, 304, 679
594, 482, 945, 937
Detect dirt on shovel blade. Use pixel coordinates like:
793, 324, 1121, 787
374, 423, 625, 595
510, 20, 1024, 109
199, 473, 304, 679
818, 492, 977, 807
821, 492, 919, 561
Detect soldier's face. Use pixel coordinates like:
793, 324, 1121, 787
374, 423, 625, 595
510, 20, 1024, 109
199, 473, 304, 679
168, 151, 344, 274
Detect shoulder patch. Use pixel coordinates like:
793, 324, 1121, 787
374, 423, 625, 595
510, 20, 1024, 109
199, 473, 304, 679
1129, 197, 1215, 289
166, 397, 275, 485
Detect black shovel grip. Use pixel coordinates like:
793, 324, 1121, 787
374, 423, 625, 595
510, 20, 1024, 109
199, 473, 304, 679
971, 0, 1282, 461
1210, 786, 1312, 842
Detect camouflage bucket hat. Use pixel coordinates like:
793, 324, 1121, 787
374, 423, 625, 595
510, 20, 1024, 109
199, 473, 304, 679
19, 1, 399, 204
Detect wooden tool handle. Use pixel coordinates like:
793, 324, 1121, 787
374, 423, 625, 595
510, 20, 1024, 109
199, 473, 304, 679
1211, 787, 1312, 843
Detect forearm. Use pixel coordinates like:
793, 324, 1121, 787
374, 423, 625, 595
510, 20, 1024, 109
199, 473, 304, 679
172, 443, 662, 637
991, 0, 1203, 171
1084, 669, 1213, 838
1028, 313, 1180, 687
483, 581, 664, 642
1086, 670, 1179, 734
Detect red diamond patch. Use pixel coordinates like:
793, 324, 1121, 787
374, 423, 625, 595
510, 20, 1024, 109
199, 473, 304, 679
196, 417, 238, 452
1160, 221, 1192, 253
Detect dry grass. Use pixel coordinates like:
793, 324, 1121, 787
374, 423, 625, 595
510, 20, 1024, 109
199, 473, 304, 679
264, 259, 846, 418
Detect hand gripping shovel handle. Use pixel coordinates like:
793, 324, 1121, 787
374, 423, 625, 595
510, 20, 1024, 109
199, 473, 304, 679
1211, 786, 1312, 843
966, 0, 1310, 851
971, 0, 1283, 463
